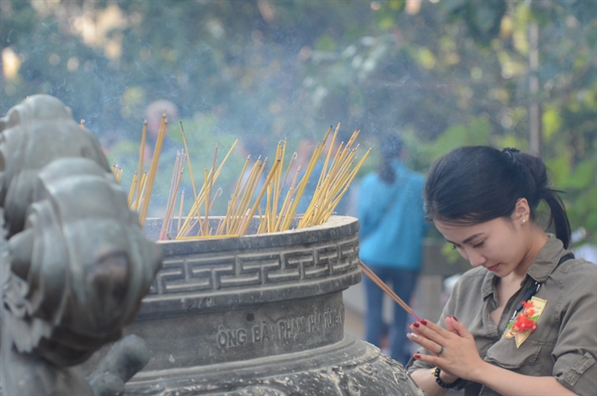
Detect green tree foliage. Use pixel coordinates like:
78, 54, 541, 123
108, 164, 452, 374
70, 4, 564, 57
1, 0, 594, 244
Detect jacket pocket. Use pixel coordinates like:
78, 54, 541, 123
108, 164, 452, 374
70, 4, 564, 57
484, 339, 542, 370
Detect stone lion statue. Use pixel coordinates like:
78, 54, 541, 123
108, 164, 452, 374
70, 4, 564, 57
0, 95, 162, 395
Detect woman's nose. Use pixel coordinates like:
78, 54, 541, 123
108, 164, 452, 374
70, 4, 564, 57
467, 249, 487, 267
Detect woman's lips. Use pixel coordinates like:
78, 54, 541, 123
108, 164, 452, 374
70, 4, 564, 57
487, 264, 500, 272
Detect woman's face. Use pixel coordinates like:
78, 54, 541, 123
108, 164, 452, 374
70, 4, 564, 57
434, 216, 530, 277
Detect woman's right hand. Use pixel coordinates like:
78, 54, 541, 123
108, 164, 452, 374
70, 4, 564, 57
407, 316, 485, 382
439, 316, 461, 382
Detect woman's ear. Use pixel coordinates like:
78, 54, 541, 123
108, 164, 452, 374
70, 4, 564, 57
514, 198, 530, 223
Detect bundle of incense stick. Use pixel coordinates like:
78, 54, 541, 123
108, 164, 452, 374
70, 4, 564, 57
129, 171, 147, 210
122, 119, 368, 240
138, 115, 168, 228
124, 116, 167, 229
297, 127, 370, 229
359, 261, 422, 321
177, 123, 369, 239
175, 140, 238, 238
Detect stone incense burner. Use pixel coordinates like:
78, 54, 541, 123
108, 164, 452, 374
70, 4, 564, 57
118, 215, 423, 395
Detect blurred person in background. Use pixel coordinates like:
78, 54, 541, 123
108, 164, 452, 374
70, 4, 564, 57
357, 133, 428, 364
100, 100, 179, 216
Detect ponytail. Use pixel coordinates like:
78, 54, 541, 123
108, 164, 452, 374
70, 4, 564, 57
512, 149, 571, 247
378, 158, 395, 183
542, 191, 571, 248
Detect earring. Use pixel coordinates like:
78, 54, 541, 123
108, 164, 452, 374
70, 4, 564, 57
522, 219, 526, 223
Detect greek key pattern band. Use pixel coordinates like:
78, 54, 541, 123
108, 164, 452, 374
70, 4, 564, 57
147, 235, 360, 295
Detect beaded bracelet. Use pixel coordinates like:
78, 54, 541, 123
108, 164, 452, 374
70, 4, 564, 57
433, 367, 462, 389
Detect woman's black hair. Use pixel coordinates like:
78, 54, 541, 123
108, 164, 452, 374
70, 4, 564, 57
377, 134, 404, 183
424, 146, 571, 247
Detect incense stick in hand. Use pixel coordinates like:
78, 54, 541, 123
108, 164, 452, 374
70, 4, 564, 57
359, 261, 422, 322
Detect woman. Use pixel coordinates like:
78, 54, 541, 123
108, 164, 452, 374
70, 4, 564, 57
358, 134, 428, 364
406, 146, 596, 395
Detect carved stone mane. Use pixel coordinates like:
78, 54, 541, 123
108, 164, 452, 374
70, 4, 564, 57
0, 95, 162, 395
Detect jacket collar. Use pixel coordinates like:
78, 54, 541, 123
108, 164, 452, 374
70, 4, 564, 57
481, 234, 568, 299
525, 234, 568, 283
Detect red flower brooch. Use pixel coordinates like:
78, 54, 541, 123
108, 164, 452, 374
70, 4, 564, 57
511, 301, 538, 333
504, 297, 547, 347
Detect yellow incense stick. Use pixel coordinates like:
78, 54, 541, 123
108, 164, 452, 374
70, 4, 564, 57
135, 121, 147, 211
281, 142, 323, 230
317, 124, 339, 191
180, 122, 198, 200
160, 153, 185, 239
204, 144, 219, 236
239, 159, 281, 236
127, 173, 137, 205
176, 141, 238, 238
139, 116, 167, 228
178, 189, 185, 234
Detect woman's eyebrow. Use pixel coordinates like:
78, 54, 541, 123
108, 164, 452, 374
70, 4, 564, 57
445, 233, 484, 246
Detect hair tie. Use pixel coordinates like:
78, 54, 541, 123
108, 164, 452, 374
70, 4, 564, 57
502, 148, 524, 171
502, 147, 520, 161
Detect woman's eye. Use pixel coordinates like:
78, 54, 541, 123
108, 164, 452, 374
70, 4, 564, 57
472, 241, 484, 248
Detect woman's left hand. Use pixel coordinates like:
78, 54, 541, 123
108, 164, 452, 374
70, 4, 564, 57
407, 316, 486, 382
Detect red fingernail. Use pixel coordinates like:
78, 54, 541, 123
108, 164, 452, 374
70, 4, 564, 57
420, 320, 428, 325
413, 322, 420, 328
413, 354, 422, 359
452, 315, 458, 321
